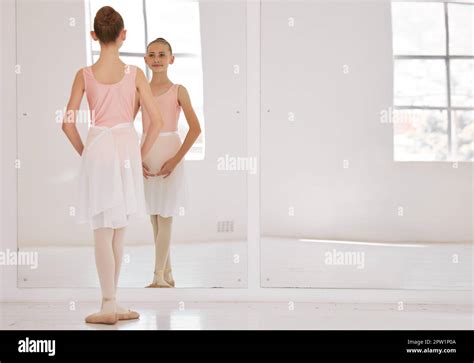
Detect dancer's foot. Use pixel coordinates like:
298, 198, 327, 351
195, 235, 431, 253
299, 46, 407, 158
85, 311, 118, 324
85, 297, 118, 325
145, 281, 172, 288
116, 304, 140, 320
164, 269, 175, 287
145, 270, 172, 288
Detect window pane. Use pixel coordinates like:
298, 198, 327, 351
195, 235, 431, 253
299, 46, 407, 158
453, 111, 474, 161
145, 0, 202, 55
394, 59, 447, 107
450, 60, 474, 108
89, 0, 145, 54
449, 3, 474, 55
394, 109, 448, 161
392, 3, 446, 55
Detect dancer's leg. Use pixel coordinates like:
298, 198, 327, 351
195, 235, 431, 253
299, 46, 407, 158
155, 215, 173, 283
146, 215, 162, 287
152, 214, 174, 286
146, 215, 173, 287
112, 226, 126, 292
111, 227, 140, 320
85, 227, 117, 324
164, 248, 175, 287
94, 228, 115, 309
150, 214, 159, 241
163, 218, 174, 286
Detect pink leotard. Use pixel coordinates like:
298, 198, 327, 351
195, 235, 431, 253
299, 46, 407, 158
83, 65, 137, 127
141, 83, 181, 133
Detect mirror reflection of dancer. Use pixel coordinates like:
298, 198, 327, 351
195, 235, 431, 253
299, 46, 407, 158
135, 38, 201, 288
62, 6, 162, 324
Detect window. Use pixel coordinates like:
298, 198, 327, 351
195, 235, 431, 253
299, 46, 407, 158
85, 0, 205, 160
391, 1, 473, 162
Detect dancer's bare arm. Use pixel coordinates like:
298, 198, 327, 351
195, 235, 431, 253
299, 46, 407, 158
133, 84, 154, 179
61, 69, 85, 156
174, 85, 201, 162
157, 85, 201, 178
136, 68, 163, 160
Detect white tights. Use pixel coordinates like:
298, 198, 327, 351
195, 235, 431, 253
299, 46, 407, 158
150, 215, 173, 283
93, 227, 129, 314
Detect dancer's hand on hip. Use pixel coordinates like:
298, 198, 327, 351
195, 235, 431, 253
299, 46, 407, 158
156, 157, 178, 178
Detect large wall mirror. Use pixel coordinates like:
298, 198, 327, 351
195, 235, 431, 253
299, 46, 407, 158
17, 0, 248, 288
260, 0, 473, 289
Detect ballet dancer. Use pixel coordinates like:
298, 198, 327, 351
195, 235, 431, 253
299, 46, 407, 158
135, 37, 201, 288
62, 6, 163, 324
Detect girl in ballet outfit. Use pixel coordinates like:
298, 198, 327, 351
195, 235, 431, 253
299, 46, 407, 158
136, 37, 201, 288
62, 6, 163, 324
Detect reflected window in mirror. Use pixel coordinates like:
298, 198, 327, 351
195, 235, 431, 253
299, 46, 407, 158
86, 0, 205, 160
391, 2, 473, 162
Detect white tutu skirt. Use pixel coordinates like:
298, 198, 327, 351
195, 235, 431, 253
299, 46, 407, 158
141, 132, 188, 217
75, 122, 147, 230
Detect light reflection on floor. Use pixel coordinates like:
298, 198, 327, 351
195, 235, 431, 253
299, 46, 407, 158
1, 302, 471, 330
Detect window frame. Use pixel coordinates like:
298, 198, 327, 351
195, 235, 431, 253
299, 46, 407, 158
392, 1, 474, 161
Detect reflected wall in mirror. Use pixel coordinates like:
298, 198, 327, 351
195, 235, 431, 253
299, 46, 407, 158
18, 0, 247, 288
260, 1, 473, 289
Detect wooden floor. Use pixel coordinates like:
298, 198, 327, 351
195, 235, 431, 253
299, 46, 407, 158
0, 301, 471, 330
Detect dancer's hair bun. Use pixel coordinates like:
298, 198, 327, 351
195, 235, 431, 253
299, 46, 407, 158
93, 6, 124, 44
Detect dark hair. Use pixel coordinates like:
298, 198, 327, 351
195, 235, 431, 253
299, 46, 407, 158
147, 37, 173, 54
93, 6, 124, 44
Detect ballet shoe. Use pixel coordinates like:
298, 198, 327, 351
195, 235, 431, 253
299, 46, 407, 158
85, 311, 118, 325
166, 279, 175, 287
116, 309, 140, 321
145, 281, 172, 288
115, 299, 140, 321
164, 269, 175, 287
85, 297, 118, 325
145, 271, 172, 288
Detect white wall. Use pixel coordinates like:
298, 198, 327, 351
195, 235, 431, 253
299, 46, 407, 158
0, 0, 4, 302
10, 0, 247, 246
1, 0, 17, 300
261, 1, 473, 243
